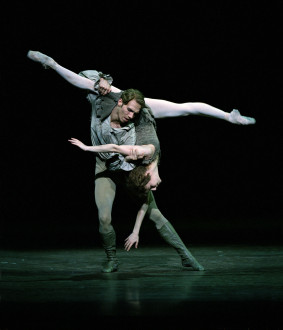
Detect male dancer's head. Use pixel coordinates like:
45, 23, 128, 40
111, 89, 145, 126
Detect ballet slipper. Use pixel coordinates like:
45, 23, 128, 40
27, 50, 56, 69
229, 109, 256, 125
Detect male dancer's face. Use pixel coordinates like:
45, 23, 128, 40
117, 99, 141, 125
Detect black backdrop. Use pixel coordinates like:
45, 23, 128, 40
1, 1, 282, 248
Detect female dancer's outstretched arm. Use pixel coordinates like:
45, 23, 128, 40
69, 136, 150, 248
124, 203, 149, 251
68, 138, 155, 161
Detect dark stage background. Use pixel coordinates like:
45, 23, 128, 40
1, 1, 282, 248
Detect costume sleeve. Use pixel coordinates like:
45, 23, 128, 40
135, 121, 160, 165
134, 105, 160, 164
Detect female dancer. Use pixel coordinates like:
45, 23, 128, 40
27, 50, 256, 272
27, 51, 256, 125
68, 137, 157, 251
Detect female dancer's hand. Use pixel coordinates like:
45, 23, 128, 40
124, 232, 139, 251
68, 138, 88, 151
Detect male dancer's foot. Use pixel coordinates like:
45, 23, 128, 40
27, 50, 56, 69
101, 260, 119, 273
157, 222, 205, 271
100, 229, 119, 273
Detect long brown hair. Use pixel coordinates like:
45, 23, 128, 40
126, 165, 151, 203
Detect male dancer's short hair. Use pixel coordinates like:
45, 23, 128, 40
121, 89, 146, 109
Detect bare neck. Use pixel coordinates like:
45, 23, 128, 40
109, 106, 120, 128
146, 158, 159, 174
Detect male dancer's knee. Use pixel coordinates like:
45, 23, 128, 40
98, 211, 113, 234
148, 208, 168, 230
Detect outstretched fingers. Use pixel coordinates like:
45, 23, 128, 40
124, 233, 139, 251
68, 138, 86, 150
68, 138, 79, 145
124, 239, 134, 252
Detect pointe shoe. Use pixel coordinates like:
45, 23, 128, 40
229, 109, 256, 125
27, 50, 56, 69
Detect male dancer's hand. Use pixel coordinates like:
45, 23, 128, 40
124, 145, 154, 162
98, 78, 111, 95
125, 233, 139, 251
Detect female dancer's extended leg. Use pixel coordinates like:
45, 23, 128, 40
144, 97, 256, 125
27, 51, 255, 125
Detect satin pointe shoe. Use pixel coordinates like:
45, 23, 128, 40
27, 50, 56, 69
229, 109, 256, 125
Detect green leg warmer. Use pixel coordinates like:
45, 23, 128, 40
157, 221, 204, 271
100, 229, 119, 273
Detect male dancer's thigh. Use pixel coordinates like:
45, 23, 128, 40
94, 157, 116, 217
146, 191, 167, 229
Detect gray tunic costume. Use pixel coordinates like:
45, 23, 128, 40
79, 70, 160, 170
78, 72, 204, 273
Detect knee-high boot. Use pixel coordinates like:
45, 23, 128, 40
100, 229, 119, 273
157, 221, 204, 271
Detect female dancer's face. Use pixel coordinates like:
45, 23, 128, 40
144, 168, 161, 191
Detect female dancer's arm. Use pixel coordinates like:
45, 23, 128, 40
124, 203, 149, 251
68, 138, 154, 160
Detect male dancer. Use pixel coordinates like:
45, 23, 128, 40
27, 50, 255, 272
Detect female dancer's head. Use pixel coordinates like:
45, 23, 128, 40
126, 158, 161, 202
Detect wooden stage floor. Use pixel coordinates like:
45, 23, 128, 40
0, 245, 282, 329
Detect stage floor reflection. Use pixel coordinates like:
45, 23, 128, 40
1, 245, 282, 329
